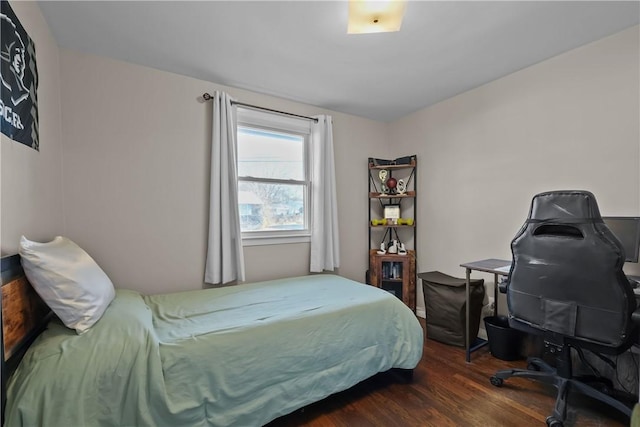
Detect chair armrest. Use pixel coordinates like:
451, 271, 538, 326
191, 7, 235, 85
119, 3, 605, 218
498, 280, 508, 294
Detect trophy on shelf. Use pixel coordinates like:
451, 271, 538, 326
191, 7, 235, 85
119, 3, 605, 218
397, 179, 406, 195
378, 169, 389, 194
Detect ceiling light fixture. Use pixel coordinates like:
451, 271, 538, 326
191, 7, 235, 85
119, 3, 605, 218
347, 0, 407, 34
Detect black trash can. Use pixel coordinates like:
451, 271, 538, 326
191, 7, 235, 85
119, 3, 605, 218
484, 315, 524, 361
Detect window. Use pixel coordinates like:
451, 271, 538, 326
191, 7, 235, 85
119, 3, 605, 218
236, 107, 312, 245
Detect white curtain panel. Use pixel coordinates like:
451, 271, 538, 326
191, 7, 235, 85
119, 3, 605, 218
205, 91, 245, 285
310, 115, 340, 272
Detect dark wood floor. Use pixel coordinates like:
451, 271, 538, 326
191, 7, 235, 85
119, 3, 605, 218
268, 319, 633, 427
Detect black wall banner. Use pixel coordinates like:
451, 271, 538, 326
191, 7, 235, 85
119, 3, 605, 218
1, 0, 39, 150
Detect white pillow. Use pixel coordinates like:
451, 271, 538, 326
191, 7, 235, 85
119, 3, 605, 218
18, 236, 116, 334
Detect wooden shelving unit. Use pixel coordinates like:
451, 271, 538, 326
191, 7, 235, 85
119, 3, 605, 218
367, 156, 417, 312
369, 249, 416, 311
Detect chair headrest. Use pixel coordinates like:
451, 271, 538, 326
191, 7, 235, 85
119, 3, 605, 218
529, 190, 602, 221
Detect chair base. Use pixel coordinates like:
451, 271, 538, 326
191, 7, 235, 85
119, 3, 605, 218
490, 357, 633, 427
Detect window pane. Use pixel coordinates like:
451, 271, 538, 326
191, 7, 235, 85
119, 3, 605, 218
239, 181, 305, 232
237, 127, 304, 181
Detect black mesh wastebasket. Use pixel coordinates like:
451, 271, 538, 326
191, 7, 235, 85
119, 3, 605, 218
419, 271, 485, 347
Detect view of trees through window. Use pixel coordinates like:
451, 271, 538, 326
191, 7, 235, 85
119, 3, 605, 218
237, 127, 307, 233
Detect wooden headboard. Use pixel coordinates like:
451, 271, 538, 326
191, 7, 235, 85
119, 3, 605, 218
1, 254, 51, 423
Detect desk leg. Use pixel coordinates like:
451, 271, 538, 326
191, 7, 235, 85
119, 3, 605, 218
465, 268, 471, 363
493, 273, 499, 317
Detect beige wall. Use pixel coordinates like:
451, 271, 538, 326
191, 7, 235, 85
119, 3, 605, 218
389, 26, 640, 316
59, 49, 387, 294
1, 2, 64, 256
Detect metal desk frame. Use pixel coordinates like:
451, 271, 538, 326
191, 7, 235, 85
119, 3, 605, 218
460, 258, 511, 363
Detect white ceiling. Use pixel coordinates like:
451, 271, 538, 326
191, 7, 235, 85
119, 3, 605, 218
38, 1, 639, 122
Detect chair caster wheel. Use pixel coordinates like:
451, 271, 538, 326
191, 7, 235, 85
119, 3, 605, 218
546, 416, 563, 427
490, 376, 503, 387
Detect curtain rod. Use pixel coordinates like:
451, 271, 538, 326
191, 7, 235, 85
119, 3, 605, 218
202, 93, 318, 123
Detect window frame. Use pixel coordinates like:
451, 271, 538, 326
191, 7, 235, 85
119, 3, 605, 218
236, 107, 312, 246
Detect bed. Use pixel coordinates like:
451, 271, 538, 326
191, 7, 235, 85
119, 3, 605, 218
1, 253, 423, 427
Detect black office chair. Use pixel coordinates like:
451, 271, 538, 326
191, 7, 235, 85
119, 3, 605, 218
490, 190, 640, 427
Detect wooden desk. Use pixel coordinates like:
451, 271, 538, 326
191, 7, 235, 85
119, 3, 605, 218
460, 258, 511, 363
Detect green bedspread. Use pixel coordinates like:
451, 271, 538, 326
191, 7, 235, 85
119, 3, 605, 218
5, 275, 423, 427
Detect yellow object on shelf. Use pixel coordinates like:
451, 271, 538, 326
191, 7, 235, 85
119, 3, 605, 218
371, 218, 387, 226
397, 218, 414, 226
